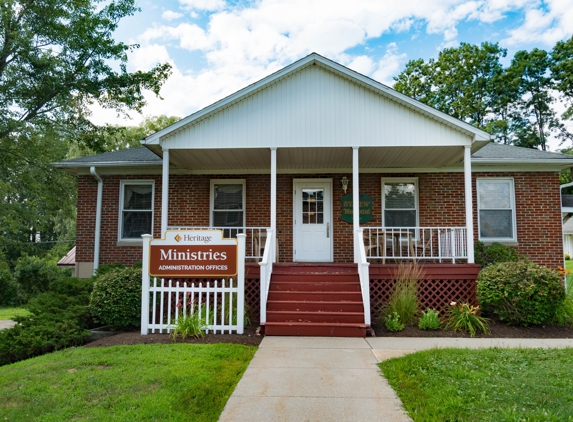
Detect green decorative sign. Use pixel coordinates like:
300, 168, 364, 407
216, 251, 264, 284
340, 193, 374, 223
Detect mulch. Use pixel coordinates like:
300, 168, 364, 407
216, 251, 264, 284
85, 317, 573, 348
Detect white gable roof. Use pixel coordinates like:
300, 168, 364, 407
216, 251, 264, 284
143, 53, 492, 151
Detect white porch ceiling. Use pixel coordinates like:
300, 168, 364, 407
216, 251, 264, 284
166, 145, 473, 172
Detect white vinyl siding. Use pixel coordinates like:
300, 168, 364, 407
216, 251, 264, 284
210, 180, 246, 234
382, 178, 419, 232
119, 181, 154, 241
477, 178, 517, 242
163, 65, 469, 150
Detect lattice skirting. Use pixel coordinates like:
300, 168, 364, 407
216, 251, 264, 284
369, 264, 480, 319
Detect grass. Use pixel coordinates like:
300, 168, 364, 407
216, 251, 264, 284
566, 260, 573, 292
0, 306, 30, 320
380, 347, 573, 421
0, 343, 256, 421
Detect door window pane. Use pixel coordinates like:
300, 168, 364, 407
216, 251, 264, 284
302, 189, 324, 224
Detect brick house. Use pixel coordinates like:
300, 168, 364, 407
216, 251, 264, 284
55, 53, 573, 336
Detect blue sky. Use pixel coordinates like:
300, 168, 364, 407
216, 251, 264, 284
93, 0, 573, 150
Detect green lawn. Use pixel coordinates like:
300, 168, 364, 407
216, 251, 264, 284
380, 348, 573, 421
566, 260, 573, 291
0, 343, 256, 421
0, 307, 30, 320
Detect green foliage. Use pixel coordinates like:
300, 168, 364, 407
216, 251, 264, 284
90, 267, 142, 331
477, 261, 565, 326
385, 312, 405, 332
94, 262, 125, 277
393, 41, 573, 149
170, 308, 207, 341
380, 348, 573, 421
553, 297, 573, 326
0, 344, 256, 421
444, 302, 490, 336
0, 260, 18, 306
474, 241, 522, 267
13, 255, 65, 303
379, 263, 422, 326
418, 308, 441, 330
0, 316, 89, 366
0, 275, 95, 366
566, 254, 571, 261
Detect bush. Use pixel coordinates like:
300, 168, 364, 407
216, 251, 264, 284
13, 256, 65, 303
0, 316, 89, 366
474, 241, 523, 267
378, 263, 422, 326
90, 267, 142, 331
565, 254, 571, 261
418, 308, 441, 330
94, 262, 125, 277
477, 261, 565, 326
0, 264, 19, 306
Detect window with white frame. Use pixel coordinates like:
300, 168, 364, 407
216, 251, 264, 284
119, 181, 154, 240
477, 178, 516, 241
210, 180, 245, 236
382, 178, 418, 230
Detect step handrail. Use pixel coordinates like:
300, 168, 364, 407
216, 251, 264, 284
355, 228, 371, 326
258, 228, 275, 324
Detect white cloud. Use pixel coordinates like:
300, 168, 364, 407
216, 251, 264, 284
162, 10, 184, 21
503, 0, 573, 46
98, 0, 573, 128
178, 0, 226, 11
372, 43, 408, 86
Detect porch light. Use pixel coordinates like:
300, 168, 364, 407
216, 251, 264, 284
341, 177, 349, 193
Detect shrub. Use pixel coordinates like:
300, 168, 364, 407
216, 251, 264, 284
90, 267, 142, 331
0, 316, 89, 366
418, 308, 441, 330
565, 254, 571, 261
94, 262, 125, 277
444, 302, 490, 336
0, 264, 19, 306
378, 263, 422, 326
474, 241, 523, 267
385, 312, 405, 332
13, 256, 65, 303
477, 261, 565, 326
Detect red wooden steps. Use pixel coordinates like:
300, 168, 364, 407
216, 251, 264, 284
262, 264, 368, 337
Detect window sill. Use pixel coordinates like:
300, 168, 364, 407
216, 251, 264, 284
116, 240, 144, 247
480, 241, 519, 247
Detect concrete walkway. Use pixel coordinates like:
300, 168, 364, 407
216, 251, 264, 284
219, 336, 573, 422
0, 320, 16, 330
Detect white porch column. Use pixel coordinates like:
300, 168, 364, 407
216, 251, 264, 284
270, 148, 277, 230
353, 147, 360, 263
161, 147, 169, 235
464, 145, 475, 263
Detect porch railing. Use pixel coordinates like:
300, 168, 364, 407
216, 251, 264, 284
168, 226, 270, 260
362, 227, 468, 263
355, 228, 371, 325
258, 229, 275, 325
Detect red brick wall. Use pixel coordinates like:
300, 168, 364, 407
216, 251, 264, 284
76, 171, 563, 269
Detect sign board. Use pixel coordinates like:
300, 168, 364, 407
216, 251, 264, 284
149, 230, 238, 277
340, 193, 374, 223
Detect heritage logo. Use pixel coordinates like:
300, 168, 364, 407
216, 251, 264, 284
149, 231, 238, 277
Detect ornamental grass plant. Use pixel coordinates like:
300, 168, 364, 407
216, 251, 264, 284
418, 308, 441, 330
379, 263, 423, 326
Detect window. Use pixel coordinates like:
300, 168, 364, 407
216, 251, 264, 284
210, 180, 245, 237
477, 178, 516, 241
119, 181, 154, 240
382, 178, 418, 231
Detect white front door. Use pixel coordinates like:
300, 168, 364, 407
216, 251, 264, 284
293, 179, 333, 262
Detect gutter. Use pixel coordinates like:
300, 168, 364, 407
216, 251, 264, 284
90, 167, 103, 276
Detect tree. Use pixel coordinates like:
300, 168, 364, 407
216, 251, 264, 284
0, 0, 171, 151
552, 36, 573, 122
0, 1, 172, 269
507, 49, 555, 150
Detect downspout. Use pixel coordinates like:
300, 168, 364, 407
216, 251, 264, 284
90, 167, 103, 276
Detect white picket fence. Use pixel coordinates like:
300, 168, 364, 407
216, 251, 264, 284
140, 234, 245, 335
144, 278, 243, 334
